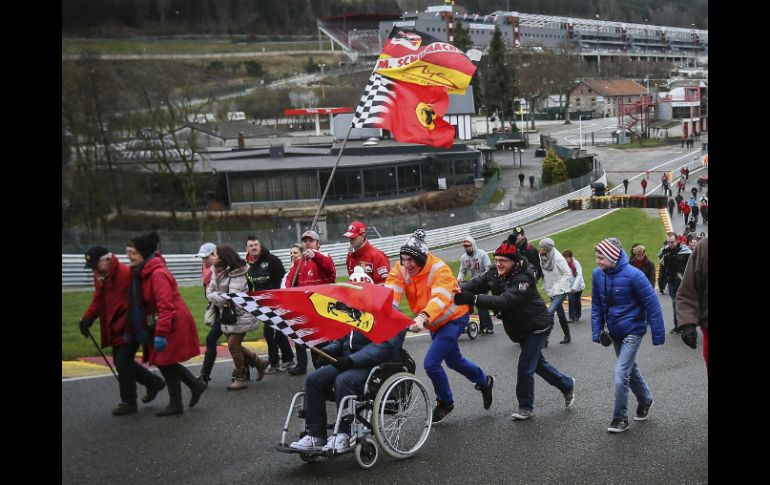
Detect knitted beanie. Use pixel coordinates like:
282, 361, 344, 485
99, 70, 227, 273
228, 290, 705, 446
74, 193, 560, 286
595, 238, 622, 264
400, 229, 429, 267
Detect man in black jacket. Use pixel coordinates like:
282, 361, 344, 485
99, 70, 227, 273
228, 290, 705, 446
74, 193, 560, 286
454, 242, 574, 422
245, 235, 295, 372
657, 232, 693, 334
507, 226, 542, 282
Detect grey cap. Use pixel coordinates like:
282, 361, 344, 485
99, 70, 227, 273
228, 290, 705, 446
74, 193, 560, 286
195, 242, 217, 258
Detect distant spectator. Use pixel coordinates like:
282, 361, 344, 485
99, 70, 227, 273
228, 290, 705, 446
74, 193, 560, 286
529, 174, 536, 189
518, 172, 525, 187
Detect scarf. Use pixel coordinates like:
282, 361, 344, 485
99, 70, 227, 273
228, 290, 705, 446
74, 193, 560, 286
540, 250, 555, 272
126, 256, 153, 352
631, 256, 647, 269
566, 258, 577, 277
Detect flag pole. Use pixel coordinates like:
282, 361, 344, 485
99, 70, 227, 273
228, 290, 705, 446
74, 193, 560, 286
309, 345, 338, 364
309, 122, 355, 232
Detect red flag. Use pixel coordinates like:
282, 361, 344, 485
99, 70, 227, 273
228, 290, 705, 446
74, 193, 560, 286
377, 80, 455, 149
223, 283, 412, 346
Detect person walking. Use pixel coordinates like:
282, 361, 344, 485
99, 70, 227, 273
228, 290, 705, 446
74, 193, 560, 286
284, 230, 336, 375
457, 236, 494, 335
343, 220, 390, 284
667, 197, 676, 219
386, 229, 494, 423
195, 242, 221, 385
454, 242, 575, 421
629, 244, 656, 288
538, 238, 573, 344
507, 226, 542, 281
657, 232, 693, 334
591, 238, 664, 433
529, 174, 535, 189
79, 246, 166, 416
245, 235, 295, 373
640, 178, 647, 195
622, 178, 629, 194
208, 245, 269, 390
518, 172, 525, 187
676, 237, 708, 371
126, 232, 205, 416
561, 250, 585, 322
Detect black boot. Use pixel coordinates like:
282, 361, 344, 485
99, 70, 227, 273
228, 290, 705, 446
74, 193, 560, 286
155, 401, 183, 417
559, 335, 571, 344
179, 365, 207, 408
141, 380, 166, 404
559, 321, 571, 344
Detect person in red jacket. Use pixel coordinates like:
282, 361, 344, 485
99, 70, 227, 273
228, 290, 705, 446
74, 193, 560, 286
284, 229, 336, 375
127, 232, 206, 417
343, 220, 390, 284
80, 246, 167, 416
640, 178, 648, 195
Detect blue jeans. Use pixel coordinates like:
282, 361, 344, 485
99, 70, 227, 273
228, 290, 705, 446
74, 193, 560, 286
568, 291, 583, 321
516, 332, 573, 411
303, 364, 371, 438
113, 341, 165, 404
424, 313, 487, 405
612, 334, 653, 419
200, 321, 223, 379
667, 279, 681, 329
478, 306, 493, 332
547, 293, 570, 338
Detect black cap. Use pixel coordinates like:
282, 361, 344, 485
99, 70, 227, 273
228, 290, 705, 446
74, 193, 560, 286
84, 246, 110, 270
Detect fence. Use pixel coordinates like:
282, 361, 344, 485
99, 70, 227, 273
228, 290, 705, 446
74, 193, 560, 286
62, 173, 606, 287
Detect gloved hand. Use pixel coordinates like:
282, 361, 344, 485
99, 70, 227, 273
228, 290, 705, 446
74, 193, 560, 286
154, 336, 168, 352
453, 291, 476, 306
332, 356, 354, 372
302, 249, 316, 260
409, 313, 429, 333
79, 318, 93, 337
680, 324, 698, 349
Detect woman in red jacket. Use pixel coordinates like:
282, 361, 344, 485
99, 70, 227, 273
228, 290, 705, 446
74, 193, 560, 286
80, 246, 167, 416
126, 232, 206, 417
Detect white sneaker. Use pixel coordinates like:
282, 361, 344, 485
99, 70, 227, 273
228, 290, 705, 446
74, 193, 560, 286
511, 409, 534, 420
278, 360, 296, 371
289, 435, 324, 451
321, 433, 352, 452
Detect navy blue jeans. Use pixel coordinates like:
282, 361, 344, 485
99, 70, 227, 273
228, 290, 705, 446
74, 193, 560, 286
113, 341, 164, 404
568, 291, 583, 321
424, 313, 487, 405
477, 306, 494, 332
303, 364, 371, 438
667, 279, 681, 329
516, 332, 573, 411
199, 322, 223, 379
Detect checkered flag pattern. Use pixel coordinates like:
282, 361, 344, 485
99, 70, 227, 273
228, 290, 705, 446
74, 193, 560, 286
351, 72, 395, 128
222, 292, 328, 347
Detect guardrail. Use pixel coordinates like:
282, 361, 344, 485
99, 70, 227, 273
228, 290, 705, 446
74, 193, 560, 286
62, 173, 606, 287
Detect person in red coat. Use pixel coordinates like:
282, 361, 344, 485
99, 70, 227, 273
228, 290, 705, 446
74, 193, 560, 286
343, 220, 390, 284
127, 232, 206, 417
640, 178, 648, 195
80, 246, 167, 416
284, 229, 336, 375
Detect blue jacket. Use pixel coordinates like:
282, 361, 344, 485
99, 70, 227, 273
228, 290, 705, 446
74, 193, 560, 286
322, 329, 406, 368
591, 250, 665, 345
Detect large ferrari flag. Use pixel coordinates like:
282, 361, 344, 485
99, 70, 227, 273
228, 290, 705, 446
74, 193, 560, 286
375, 29, 477, 94
221, 283, 412, 347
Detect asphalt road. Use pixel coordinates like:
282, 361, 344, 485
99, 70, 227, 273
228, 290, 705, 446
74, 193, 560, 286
62, 221, 708, 484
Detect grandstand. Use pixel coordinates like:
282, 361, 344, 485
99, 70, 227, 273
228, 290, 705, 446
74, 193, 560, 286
317, 12, 400, 59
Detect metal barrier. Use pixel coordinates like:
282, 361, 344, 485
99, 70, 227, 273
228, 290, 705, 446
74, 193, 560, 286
62, 174, 606, 287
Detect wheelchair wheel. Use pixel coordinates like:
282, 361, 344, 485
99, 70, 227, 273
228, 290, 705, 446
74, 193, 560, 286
354, 437, 379, 469
299, 452, 319, 463
372, 372, 432, 459
467, 320, 479, 339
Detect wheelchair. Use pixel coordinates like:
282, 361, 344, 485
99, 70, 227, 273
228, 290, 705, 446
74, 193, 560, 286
276, 349, 432, 469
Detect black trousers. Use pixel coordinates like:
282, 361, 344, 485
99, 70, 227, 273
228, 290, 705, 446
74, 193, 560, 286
113, 341, 164, 404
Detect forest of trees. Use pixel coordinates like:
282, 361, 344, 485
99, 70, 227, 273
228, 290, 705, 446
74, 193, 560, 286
62, 0, 707, 37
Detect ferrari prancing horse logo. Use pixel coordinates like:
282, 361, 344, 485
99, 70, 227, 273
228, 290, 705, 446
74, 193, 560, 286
415, 102, 437, 130
309, 293, 374, 332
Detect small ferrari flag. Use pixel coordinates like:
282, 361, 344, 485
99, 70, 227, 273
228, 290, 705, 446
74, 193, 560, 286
221, 283, 413, 347
352, 73, 454, 148
375, 29, 477, 94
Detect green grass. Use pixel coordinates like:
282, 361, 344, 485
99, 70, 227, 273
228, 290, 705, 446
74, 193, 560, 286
62, 39, 330, 56
61, 209, 662, 359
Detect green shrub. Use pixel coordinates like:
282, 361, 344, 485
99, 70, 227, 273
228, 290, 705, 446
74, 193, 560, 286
542, 148, 569, 184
